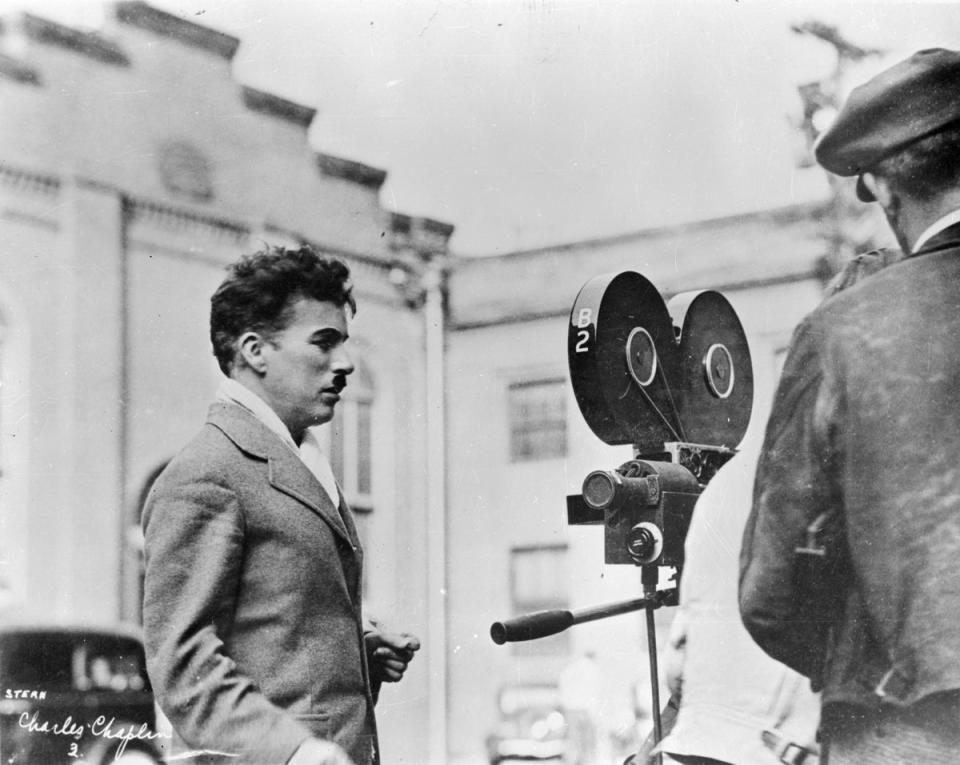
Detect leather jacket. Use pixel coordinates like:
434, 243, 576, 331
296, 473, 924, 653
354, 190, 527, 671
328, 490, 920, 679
741, 223, 960, 711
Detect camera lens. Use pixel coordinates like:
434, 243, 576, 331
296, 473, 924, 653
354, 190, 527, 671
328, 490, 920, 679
582, 471, 617, 510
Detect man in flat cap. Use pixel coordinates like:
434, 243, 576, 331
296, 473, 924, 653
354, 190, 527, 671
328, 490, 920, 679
740, 48, 960, 763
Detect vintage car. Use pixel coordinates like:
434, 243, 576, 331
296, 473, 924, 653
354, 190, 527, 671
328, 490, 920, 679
485, 684, 570, 764
0, 622, 165, 764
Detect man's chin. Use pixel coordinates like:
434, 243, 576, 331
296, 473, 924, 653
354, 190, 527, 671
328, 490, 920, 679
310, 406, 337, 427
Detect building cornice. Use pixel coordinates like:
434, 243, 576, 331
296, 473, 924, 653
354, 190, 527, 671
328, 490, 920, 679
389, 212, 455, 238
0, 160, 398, 277
389, 212, 456, 258
449, 269, 825, 332
420, 216, 455, 238
0, 161, 61, 196
126, 196, 251, 244
241, 86, 316, 128
21, 12, 129, 67
472, 202, 832, 261
317, 153, 387, 190
115, 1, 240, 60
0, 52, 40, 85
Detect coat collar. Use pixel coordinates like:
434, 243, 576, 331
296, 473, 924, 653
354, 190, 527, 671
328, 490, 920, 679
914, 220, 960, 257
206, 402, 355, 547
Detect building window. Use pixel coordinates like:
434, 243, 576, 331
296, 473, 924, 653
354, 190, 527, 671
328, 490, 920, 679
327, 358, 375, 594
329, 358, 374, 513
510, 544, 570, 656
509, 379, 567, 462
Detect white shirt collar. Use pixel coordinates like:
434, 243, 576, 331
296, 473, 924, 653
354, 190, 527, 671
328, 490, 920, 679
216, 377, 299, 453
912, 207, 960, 254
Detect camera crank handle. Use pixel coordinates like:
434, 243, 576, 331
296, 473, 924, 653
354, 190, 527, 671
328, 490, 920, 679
490, 609, 573, 645
490, 596, 656, 645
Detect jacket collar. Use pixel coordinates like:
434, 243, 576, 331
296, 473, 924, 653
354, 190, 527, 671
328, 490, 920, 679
914, 220, 960, 257
206, 401, 354, 546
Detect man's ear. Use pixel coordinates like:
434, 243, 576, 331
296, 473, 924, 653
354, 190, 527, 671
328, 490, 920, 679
860, 172, 893, 207
237, 331, 268, 374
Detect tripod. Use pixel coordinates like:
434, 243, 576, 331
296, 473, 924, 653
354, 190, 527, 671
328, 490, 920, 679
491, 567, 673, 765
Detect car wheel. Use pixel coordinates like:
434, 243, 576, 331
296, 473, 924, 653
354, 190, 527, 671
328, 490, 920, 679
84, 742, 162, 765
112, 752, 161, 765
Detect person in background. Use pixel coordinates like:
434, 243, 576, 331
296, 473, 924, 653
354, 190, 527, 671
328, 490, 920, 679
656, 434, 820, 765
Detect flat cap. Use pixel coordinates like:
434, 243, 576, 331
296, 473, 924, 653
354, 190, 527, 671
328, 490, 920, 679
815, 48, 960, 193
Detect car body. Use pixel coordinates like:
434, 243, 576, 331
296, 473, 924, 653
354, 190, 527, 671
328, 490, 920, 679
485, 684, 570, 764
0, 622, 164, 764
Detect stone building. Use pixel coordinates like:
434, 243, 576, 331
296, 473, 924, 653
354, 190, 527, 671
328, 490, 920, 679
0, 3, 452, 761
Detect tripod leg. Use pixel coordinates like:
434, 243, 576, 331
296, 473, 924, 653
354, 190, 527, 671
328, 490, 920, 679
645, 598, 662, 765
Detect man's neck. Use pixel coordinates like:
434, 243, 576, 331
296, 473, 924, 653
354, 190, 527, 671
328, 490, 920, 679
226, 372, 305, 445
900, 190, 960, 253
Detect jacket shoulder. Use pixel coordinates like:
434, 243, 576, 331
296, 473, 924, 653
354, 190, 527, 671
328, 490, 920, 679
156, 403, 275, 483
143, 423, 245, 513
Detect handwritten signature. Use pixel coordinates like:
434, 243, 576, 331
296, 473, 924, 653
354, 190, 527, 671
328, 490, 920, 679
19, 711, 171, 760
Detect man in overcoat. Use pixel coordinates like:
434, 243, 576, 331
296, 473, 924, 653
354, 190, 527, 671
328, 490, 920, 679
740, 49, 960, 763
142, 246, 418, 765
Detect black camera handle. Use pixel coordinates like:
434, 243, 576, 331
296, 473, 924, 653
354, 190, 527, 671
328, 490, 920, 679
490, 573, 670, 765
489, 591, 669, 644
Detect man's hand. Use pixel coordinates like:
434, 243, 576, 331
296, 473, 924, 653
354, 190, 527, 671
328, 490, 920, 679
364, 629, 421, 684
288, 738, 354, 765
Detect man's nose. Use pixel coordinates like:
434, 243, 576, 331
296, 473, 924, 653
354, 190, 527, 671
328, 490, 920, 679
332, 345, 354, 376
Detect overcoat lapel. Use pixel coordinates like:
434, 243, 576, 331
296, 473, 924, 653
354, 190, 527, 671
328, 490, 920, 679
207, 402, 353, 547
336, 493, 362, 550
267, 449, 353, 545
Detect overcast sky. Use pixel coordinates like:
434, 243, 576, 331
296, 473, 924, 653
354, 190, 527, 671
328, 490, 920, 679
5, 0, 960, 254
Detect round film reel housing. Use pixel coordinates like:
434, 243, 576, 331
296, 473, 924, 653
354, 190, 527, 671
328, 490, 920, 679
667, 289, 754, 448
568, 271, 753, 450
568, 271, 679, 445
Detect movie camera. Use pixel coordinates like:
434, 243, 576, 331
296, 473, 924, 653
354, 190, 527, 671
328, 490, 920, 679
490, 271, 753, 759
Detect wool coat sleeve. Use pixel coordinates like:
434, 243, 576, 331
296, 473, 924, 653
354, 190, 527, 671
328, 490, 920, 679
739, 316, 846, 682
142, 465, 314, 764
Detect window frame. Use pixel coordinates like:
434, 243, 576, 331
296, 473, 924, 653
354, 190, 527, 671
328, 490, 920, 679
508, 543, 571, 656
507, 377, 568, 463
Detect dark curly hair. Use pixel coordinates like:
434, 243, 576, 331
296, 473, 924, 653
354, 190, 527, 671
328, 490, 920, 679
873, 123, 960, 202
210, 245, 356, 374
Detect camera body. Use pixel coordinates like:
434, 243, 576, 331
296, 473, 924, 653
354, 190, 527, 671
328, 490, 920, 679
566, 271, 753, 587
567, 443, 735, 569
